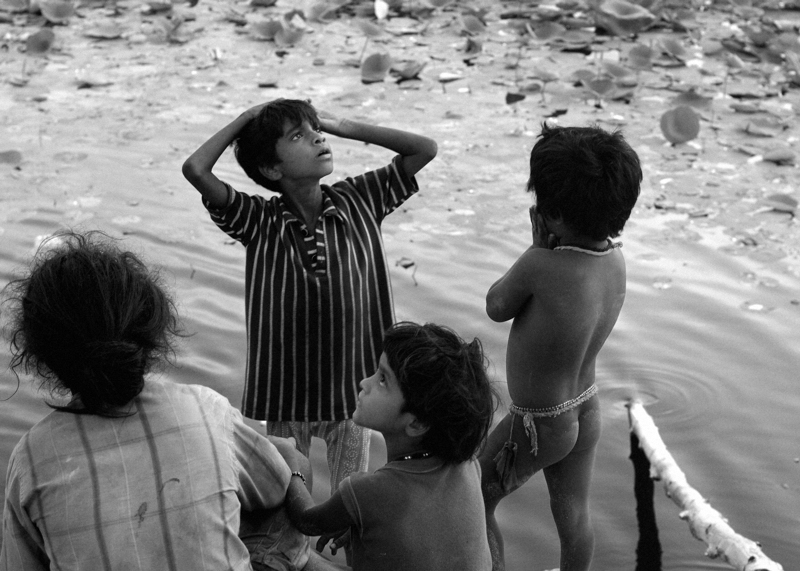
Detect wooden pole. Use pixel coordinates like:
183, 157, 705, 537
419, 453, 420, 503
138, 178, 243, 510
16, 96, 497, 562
626, 399, 784, 571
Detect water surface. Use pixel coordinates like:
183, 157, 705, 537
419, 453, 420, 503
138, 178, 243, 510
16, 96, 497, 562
2, 86, 798, 570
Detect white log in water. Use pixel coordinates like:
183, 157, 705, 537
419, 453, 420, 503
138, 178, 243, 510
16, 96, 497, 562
626, 399, 784, 571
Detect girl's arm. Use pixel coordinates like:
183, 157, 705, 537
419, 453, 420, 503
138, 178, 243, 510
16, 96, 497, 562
316, 110, 437, 178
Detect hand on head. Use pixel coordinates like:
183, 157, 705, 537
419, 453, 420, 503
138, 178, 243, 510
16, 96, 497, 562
243, 102, 270, 121
315, 108, 343, 134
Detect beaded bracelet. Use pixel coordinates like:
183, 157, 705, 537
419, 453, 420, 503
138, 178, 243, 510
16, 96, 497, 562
290, 471, 307, 485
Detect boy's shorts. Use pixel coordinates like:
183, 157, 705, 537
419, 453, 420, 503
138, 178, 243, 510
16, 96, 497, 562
265, 420, 370, 492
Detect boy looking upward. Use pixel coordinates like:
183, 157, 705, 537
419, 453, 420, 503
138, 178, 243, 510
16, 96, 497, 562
479, 124, 641, 571
182, 99, 437, 492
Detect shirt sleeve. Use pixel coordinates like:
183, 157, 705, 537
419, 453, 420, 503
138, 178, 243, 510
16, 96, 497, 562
228, 407, 291, 513
339, 471, 388, 534
338, 155, 419, 224
1, 444, 50, 571
202, 183, 270, 247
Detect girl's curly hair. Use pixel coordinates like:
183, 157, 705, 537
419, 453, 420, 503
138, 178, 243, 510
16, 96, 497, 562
3, 230, 182, 417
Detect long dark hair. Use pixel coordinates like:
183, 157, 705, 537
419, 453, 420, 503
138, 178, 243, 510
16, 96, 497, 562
3, 230, 182, 417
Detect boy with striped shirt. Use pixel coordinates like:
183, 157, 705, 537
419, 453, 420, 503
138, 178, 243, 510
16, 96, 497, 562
183, 99, 437, 495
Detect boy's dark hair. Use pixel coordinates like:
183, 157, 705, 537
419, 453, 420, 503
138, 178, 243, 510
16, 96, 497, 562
528, 123, 642, 241
3, 230, 182, 417
383, 322, 497, 464
233, 98, 320, 192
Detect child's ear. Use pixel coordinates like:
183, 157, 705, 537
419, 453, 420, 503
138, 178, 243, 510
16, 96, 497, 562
404, 416, 429, 438
544, 212, 564, 226
259, 164, 282, 181
544, 214, 566, 234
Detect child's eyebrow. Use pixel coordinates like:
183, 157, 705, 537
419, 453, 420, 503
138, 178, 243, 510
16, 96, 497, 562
283, 121, 304, 137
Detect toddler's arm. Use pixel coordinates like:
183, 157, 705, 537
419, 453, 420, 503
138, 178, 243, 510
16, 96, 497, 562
485, 248, 539, 322
486, 206, 557, 321
182, 103, 267, 209
267, 436, 354, 537
317, 109, 437, 178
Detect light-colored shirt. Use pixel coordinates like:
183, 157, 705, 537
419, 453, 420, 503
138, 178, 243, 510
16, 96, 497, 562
204, 156, 418, 423
1, 380, 291, 571
339, 457, 492, 571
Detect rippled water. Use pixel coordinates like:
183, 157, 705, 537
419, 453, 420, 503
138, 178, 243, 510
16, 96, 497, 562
2, 97, 799, 570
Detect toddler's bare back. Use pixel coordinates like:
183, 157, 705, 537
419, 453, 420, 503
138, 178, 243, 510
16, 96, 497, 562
503, 248, 626, 408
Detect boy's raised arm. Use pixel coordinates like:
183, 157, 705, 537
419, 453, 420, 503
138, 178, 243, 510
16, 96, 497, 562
317, 110, 437, 178
182, 103, 266, 209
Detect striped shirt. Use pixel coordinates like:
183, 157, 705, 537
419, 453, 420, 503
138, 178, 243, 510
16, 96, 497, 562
205, 156, 418, 422
1, 380, 291, 571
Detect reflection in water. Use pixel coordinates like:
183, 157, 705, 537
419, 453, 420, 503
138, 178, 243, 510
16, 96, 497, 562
630, 433, 662, 571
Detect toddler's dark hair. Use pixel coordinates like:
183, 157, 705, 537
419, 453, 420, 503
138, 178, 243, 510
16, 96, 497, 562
383, 322, 497, 464
528, 123, 642, 241
3, 230, 181, 417
233, 98, 320, 192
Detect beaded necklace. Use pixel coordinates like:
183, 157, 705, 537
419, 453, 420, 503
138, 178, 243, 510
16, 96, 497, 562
554, 240, 621, 256
391, 451, 432, 462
